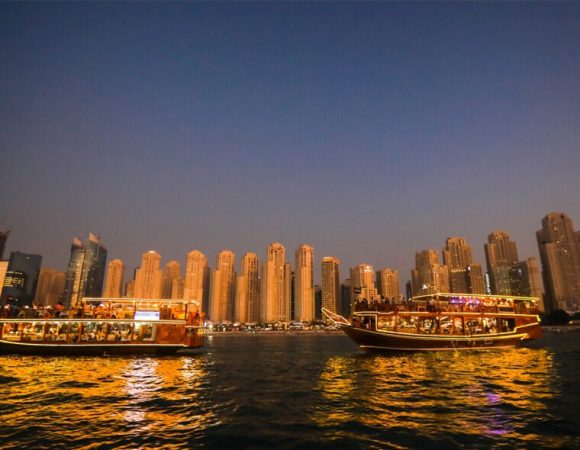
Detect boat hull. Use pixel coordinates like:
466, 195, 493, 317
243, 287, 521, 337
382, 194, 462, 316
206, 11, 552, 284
341, 323, 540, 352
0, 339, 193, 356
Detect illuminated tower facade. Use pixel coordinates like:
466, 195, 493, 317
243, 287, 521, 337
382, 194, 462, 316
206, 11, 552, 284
184, 250, 210, 312
134, 251, 164, 299
103, 259, 124, 298
484, 231, 519, 295
235, 252, 260, 323
209, 250, 236, 322
321, 256, 340, 313
377, 268, 400, 301
443, 237, 485, 294
260, 242, 291, 322
537, 212, 580, 312
294, 244, 314, 321
163, 260, 181, 299
411, 249, 449, 295
350, 263, 379, 302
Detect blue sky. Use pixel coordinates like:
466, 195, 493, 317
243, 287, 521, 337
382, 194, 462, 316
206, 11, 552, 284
1, 2, 579, 283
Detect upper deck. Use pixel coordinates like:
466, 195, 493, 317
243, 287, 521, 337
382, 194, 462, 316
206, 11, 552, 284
353, 293, 540, 316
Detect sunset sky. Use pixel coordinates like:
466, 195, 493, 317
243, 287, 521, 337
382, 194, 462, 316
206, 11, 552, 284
2, 2, 579, 281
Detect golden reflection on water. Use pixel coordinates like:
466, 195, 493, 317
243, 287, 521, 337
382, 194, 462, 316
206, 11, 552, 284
0, 356, 212, 441
313, 349, 555, 442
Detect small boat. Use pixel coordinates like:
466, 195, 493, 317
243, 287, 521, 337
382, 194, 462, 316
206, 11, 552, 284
322, 293, 542, 352
0, 298, 205, 356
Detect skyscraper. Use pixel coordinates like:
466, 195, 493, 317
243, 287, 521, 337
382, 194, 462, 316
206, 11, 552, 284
0, 251, 42, 307
411, 249, 449, 295
260, 242, 291, 322
484, 231, 519, 295
350, 263, 379, 302
321, 257, 341, 313
184, 250, 210, 312
103, 259, 124, 298
163, 260, 181, 299
34, 268, 66, 306
209, 250, 236, 322
235, 252, 260, 323
133, 251, 164, 299
294, 244, 314, 321
377, 268, 400, 301
537, 212, 580, 312
63, 233, 107, 308
509, 257, 543, 300
443, 237, 485, 294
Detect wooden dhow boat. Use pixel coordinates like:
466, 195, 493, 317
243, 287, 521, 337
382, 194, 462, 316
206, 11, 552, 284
323, 293, 542, 352
0, 298, 205, 356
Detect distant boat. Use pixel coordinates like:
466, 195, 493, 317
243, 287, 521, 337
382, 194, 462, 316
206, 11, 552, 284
323, 293, 542, 352
0, 298, 205, 356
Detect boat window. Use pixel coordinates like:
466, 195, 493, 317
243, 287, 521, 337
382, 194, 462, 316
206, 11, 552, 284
500, 318, 515, 332
80, 322, 108, 341
45, 323, 59, 340
377, 316, 396, 331
135, 323, 155, 341
439, 316, 454, 334
465, 318, 484, 334
22, 322, 45, 341
419, 318, 437, 334
396, 316, 418, 333
482, 317, 498, 334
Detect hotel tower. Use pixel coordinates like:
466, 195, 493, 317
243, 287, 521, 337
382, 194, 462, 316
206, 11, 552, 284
260, 242, 291, 322
294, 244, 314, 321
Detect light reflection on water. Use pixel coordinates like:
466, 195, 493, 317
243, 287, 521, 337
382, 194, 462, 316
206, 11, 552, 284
0, 334, 578, 449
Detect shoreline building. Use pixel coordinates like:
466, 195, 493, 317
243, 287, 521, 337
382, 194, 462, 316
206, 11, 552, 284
443, 237, 485, 294
321, 257, 341, 314
34, 268, 66, 306
537, 212, 580, 313
294, 244, 314, 321
209, 250, 236, 322
103, 259, 124, 298
350, 263, 379, 303
0, 251, 42, 307
184, 250, 210, 313
377, 268, 400, 302
163, 260, 181, 299
260, 242, 291, 323
411, 249, 449, 296
484, 231, 519, 295
235, 252, 260, 323
133, 251, 164, 299
63, 234, 107, 308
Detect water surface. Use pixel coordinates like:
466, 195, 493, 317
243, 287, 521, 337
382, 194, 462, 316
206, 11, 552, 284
1, 333, 578, 449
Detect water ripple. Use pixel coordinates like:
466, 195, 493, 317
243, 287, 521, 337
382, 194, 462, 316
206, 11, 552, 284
0, 333, 578, 448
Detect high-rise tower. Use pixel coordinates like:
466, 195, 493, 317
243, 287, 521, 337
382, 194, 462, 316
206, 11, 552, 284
184, 250, 210, 312
537, 212, 580, 312
443, 237, 485, 294
321, 257, 341, 313
411, 249, 449, 296
484, 231, 519, 295
103, 259, 124, 298
260, 242, 291, 322
377, 268, 400, 301
350, 263, 379, 302
209, 250, 236, 322
0, 251, 42, 307
63, 233, 107, 308
163, 260, 181, 299
133, 251, 164, 299
235, 252, 260, 323
294, 244, 314, 321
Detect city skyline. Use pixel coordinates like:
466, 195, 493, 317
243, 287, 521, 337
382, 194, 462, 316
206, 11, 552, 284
2, 3, 579, 292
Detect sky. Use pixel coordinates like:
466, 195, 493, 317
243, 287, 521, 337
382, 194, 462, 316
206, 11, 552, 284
1, 2, 579, 285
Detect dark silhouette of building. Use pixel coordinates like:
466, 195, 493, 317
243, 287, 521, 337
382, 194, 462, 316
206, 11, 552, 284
0, 251, 42, 307
63, 233, 107, 308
